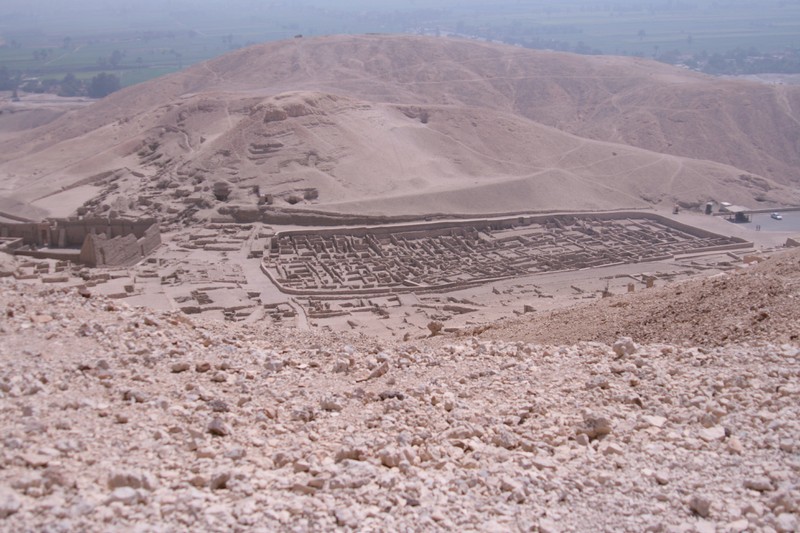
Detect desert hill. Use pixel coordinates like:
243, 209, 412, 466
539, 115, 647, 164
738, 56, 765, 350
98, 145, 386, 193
2, 34, 800, 221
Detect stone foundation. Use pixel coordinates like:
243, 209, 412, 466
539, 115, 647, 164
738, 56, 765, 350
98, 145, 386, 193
263, 212, 751, 296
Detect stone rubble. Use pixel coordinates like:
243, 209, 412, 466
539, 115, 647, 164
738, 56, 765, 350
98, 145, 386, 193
0, 270, 798, 532
491, 247, 800, 347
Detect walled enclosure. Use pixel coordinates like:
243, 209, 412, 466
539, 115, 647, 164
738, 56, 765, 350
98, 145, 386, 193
263, 212, 751, 296
0, 218, 161, 267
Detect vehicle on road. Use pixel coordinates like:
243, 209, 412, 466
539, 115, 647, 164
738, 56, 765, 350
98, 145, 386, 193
771, 212, 783, 220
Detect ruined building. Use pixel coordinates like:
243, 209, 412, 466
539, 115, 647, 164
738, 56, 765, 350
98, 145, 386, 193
0, 218, 161, 267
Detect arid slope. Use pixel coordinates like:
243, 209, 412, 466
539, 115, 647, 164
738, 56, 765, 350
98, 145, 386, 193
1, 35, 799, 220
483, 247, 800, 347
0, 248, 798, 532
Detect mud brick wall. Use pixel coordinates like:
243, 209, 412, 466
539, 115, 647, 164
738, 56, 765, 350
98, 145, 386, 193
61, 218, 158, 246
0, 223, 51, 245
263, 212, 752, 297
79, 223, 162, 267
1, 218, 161, 267
138, 224, 162, 257
0, 218, 159, 247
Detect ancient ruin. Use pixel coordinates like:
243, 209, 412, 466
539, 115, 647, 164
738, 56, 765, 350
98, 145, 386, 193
0, 218, 161, 267
263, 213, 749, 296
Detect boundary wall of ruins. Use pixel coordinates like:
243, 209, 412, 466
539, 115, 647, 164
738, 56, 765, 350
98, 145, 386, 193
229, 206, 643, 227
272, 211, 749, 245
260, 263, 513, 298
229, 205, 800, 227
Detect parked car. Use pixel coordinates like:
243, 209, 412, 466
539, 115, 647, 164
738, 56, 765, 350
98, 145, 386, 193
771, 212, 783, 220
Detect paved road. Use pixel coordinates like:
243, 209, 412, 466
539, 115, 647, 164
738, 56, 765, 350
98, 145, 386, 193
740, 212, 800, 233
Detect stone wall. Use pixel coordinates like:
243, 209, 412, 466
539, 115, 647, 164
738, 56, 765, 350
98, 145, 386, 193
263, 212, 752, 297
0, 218, 158, 248
79, 223, 162, 267
0, 218, 161, 267
138, 223, 162, 258
272, 211, 750, 244
0, 237, 24, 253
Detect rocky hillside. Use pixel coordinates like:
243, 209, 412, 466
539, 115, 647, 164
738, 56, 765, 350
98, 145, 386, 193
486, 247, 800, 347
2, 35, 800, 221
1, 249, 798, 532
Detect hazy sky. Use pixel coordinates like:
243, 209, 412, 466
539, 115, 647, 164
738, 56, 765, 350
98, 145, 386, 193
3, 0, 797, 87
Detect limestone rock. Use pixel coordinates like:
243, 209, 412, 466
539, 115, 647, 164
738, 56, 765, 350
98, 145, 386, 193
332, 359, 350, 373
580, 413, 613, 439
108, 470, 156, 491
600, 442, 624, 456
171, 362, 190, 373
539, 518, 560, 533
209, 399, 229, 413
106, 487, 144, 506
379, 447, 403, 468
727, 436, 744, 454
642, 415, 667, 428
209, 472, 231, 491
356, 361, 388, 382
612, 337, 637, 357
0, 487, 21, 518
690, 494, 713, 518
207, 417, 231, 437
699, 426, 726, 443
320, 396, 344, 412
744, 477, 774, 492
775, 513, 798, 533
492, 429, 519, 450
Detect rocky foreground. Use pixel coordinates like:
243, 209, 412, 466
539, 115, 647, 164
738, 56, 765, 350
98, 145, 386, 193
1, 264, 799, 532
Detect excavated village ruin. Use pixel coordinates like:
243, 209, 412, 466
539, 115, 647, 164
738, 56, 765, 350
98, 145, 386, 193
262, 213, 748, 296
3, 204, 795, 341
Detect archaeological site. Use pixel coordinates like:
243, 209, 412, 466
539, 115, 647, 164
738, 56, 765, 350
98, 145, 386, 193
1, 33, 799, 532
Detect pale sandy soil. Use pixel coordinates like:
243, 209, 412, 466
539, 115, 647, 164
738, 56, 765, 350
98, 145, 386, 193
478, 247, 800, 347
0, 92, 92, 142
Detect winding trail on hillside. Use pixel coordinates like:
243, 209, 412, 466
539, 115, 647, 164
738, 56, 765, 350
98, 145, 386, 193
775, 84, 800, 128
178, 129, 194, 153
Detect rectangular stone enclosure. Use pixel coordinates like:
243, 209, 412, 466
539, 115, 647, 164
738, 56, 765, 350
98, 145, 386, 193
262, 212, 750, 296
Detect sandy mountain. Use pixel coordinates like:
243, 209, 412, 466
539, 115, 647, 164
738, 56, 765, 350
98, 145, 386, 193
1, 35, 799, 221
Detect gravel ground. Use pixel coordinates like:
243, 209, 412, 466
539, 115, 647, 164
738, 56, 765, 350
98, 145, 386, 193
0, 250, 798, 532
482, 248, 800, 348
